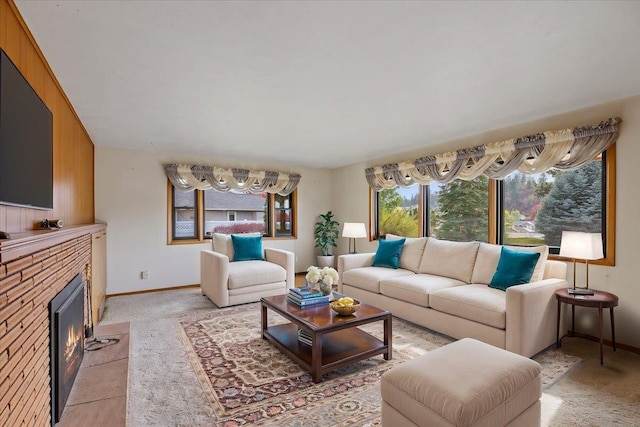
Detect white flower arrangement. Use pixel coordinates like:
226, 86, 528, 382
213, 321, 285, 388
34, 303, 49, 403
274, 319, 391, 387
305, 266, 339, 294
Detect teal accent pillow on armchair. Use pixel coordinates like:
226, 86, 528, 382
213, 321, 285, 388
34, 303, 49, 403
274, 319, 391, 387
231, 235, 264, 261
489, 246, 541, 291
372, 238, 405, 269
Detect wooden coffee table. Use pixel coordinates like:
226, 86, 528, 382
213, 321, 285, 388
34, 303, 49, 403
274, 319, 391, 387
261, 295, 392, 383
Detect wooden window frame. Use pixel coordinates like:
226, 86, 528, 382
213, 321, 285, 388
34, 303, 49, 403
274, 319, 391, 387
167, 181, 298, 244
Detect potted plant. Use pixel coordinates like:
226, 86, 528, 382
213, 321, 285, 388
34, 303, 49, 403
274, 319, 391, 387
314, 211, 339, 267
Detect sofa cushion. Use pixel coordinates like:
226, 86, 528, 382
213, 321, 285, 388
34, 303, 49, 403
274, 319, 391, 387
471, 243, 549, 285
489, 247, 540, 291
227, 260, 286, 289
380, 274, 466, 307
212, 232, 262, 261
342, 267, 414, 294
429, 285, 507, 329
418, 238, 479, 283
386, 234, 428, 273
373, 238, 405, 269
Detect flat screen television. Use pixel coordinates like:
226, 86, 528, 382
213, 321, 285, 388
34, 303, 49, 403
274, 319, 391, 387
0, 48, 53, 210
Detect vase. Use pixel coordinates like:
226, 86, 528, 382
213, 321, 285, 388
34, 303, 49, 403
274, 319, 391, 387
319, 282, 332, 296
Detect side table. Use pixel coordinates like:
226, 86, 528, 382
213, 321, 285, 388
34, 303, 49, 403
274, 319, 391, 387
555, 288, 619, 365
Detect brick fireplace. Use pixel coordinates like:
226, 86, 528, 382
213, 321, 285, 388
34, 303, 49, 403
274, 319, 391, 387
0, 229, 93, 426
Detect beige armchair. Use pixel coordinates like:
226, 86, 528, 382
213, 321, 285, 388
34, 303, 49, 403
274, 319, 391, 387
200, 236, 295, 307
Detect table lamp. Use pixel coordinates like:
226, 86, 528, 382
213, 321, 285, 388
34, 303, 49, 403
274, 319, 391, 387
559, 231, 604, 289
342, 223, 367, 254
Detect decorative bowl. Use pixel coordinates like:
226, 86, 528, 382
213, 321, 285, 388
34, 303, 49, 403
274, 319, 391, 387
330, 299, 361, 316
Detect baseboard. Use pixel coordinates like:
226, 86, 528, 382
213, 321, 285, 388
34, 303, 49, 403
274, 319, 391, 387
107, 283, 200, 298
564, 330, 640, 355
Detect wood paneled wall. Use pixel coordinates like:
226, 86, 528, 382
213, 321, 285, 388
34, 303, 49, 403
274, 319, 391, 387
0, 0, 95, 233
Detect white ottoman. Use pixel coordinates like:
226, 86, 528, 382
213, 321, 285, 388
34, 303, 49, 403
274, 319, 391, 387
381, 338, 542, 427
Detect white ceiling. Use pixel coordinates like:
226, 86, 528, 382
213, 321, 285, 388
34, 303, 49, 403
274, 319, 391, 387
14, 1, 640, 169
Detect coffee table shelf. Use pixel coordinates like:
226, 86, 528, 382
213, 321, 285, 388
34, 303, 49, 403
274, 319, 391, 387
261, 295, 392, 383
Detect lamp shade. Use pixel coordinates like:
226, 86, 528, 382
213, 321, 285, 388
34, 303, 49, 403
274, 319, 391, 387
342, 222, 367, 238
559, 231, 604, 260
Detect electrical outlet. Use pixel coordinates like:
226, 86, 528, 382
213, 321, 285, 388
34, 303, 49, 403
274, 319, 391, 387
141, 270, 149, 279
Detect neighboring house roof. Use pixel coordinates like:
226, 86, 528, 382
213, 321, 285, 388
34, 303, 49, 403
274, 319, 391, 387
174, 190, 266, 211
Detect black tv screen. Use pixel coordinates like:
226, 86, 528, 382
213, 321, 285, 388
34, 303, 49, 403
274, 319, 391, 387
0, 48, 53, 210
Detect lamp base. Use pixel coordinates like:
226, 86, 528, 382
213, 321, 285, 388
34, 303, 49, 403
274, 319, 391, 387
348, 238, 358, 254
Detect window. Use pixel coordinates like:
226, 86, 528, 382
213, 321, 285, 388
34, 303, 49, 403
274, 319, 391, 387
168, 182, 297, 243
374, 176, 489, 242
431, 176, 489, 242
376, 186, 422, 238
171, 189, 198, 240
500, 153, 609, 257
371, 147, 615, 264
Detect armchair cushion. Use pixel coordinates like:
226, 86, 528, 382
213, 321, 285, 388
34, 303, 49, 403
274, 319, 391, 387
228, 260, 286, 289
231, 235, 264, 261
212, 232, 261, 261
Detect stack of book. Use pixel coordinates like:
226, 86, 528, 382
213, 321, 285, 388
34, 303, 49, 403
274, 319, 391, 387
287, 286, 331, 307
297, 329, 313, 346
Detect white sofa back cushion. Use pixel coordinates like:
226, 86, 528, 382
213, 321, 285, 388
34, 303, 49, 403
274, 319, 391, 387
386, 234, 429, 273
471, 243, 549, 285
418, 238, 480, 283
212, 232, 262, 261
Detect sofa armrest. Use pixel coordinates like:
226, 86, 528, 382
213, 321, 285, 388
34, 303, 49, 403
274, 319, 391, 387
337, 253, 375, 292
200, 250, 230, 307
265, 248, 295, 290
505, 278, 569, 357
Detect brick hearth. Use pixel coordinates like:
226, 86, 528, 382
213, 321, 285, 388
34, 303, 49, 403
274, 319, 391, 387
0, 231, 92, 426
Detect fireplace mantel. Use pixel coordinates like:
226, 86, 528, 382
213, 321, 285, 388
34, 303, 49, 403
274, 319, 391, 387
0, 223, 106, 263
0, 223, 104, 426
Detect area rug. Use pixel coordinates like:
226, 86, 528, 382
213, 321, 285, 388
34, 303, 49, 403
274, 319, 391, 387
178, 302, 582, 427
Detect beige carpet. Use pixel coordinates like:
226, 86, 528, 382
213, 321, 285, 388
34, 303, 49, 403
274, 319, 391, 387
99, 288, 640, 426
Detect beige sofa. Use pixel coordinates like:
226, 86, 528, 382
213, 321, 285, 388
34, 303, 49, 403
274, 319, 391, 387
201, 233, 295, 307
338, 236, 568, 357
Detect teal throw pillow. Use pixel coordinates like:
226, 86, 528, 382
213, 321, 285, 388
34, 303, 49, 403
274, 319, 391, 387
231, 235, 264, 261
372, 238, 405, 269
489, 247, 540, 291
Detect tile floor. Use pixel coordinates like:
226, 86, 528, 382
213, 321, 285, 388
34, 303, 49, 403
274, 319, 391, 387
56, 322, 129, 427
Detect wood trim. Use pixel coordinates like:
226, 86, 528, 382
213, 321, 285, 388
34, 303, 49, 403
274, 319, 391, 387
0, 223, 106, 263
565, 331, 639, 355
166, 180, 173, 245
107, 283, 199, 298
291, 190, 298, 238
368, 188, 375, 241
488, 179, 498, 244
603, 143, 616, 266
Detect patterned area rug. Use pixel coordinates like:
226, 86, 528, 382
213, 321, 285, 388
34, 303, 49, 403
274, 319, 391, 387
178, 303, 582, 427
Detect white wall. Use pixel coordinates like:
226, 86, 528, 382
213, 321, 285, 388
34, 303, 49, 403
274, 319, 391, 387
331, 95, 640, 349
95, 147, 332, 294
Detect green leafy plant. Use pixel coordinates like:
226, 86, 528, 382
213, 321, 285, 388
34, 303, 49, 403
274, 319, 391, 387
314, 211, 340, 256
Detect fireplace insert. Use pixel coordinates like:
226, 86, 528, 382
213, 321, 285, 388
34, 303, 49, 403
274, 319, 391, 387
49, 273, 84, 424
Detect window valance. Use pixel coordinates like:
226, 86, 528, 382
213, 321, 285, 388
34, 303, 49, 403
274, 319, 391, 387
164, 164, 301, 196
365, 117, 621, 190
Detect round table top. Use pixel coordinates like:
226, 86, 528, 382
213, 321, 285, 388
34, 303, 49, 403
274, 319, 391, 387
555, 288, 619, 308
